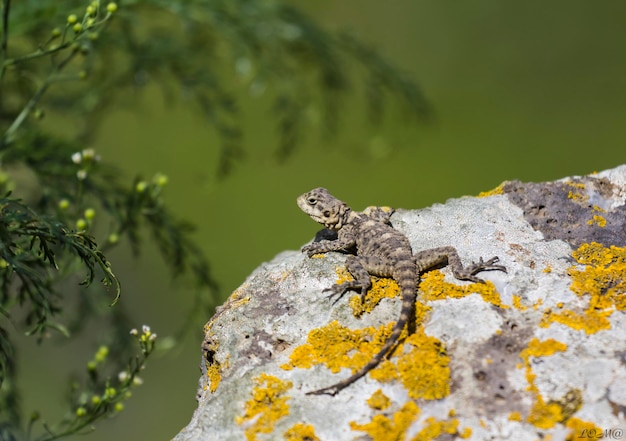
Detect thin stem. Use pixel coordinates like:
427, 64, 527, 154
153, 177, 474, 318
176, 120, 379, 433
1, 48, 78, 148
0, 0, 9, 84
3, 42, 72, 67
0, 0, 10, 108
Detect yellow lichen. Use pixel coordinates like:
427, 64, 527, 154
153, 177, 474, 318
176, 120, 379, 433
282, 309, 450, 400
410, 416, 459, 441
341, 269, 402, 317
202, 336, 222, 393
540, 308, 611, 334
567, 191, 586, 203
283, 423, 320, 441
527, 397, 563, 429
564, 418, 603, 441
508, 412, 522, 421
543, 266, 552, 273
586, 215, 606, 227
419, 270, 506, 308
280, 320, 398, 374
367, 389, 391, 410
478, 182, 505, 197
570, 242, 626, 310
520, 338, 567, 365
458, 427, 472, 439
235, 374, 292, 441
519, 338, 568, 429
350, 401, 420, 441
206, 361, 221, 393
512, 294, 527, 311
369, 329, 451, 400
566, 182, 588, 203
541, 242, 626, 334
527, 390, 582, 430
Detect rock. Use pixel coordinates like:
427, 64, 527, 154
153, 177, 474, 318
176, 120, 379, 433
173, 166, 626, 441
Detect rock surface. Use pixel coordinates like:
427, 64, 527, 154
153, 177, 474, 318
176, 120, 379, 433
173, 166, 626, 441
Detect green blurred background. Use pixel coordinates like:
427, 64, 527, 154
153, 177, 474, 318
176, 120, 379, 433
18, 1, 626, 439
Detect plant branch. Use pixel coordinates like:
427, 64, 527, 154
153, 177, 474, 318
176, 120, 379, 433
0, 0, 9, 85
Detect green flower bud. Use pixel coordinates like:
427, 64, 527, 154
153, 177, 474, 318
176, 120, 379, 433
107, 3, 118, 13
76, 219, 87, 230
67, 14, 78, 25
155, 173, 169, 187
135, 181, 148, 193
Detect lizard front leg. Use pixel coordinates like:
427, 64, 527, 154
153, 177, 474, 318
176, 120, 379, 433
302, 231, 356, 258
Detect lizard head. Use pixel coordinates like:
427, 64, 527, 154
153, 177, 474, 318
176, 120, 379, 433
297, 187, 351, 230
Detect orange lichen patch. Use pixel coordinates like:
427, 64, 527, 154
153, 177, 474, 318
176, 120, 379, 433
564, 418, 603, 441
478, 182, 505, 197
206, 360, 222, 393
345, 274, 402, 317
541, 242, 626, 334
566, 182, 588, 203
518, 338, 568, 429
283, 423, 320, 441
235, 374, 292, 441
281, 309, 449, 400
540, 308, 611, 334
350, 401, 420, 441
458, 427, 472, 439
520, 338, 567, 369
281, 320, 398, 373
528, 397, 563, 429
508, 412, 522, 421
367, 389, 391, 410
570, 242, 626, 310
201, 336, 222, 393
370, 329, 451, 400
512, 295, 527, 311
411, 416, 459, 441
587, 215, 607, 227
419, 270, 506, 308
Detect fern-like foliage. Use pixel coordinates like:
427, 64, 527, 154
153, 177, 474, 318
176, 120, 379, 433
0, 0, 429, 438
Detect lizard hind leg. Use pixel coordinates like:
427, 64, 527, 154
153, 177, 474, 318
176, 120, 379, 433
325, 255, 393, 304
414, 246, 506, 283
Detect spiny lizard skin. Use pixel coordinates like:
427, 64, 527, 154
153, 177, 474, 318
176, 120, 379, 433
297, 187, 506, 396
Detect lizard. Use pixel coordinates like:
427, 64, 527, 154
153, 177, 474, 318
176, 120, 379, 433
297, 187, 506, 396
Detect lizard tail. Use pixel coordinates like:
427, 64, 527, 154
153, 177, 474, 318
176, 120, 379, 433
307, 264, 417, 396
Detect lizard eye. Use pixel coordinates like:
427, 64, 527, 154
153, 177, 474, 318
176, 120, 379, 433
307, 197, 317, 205
323, 210, 331, 217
